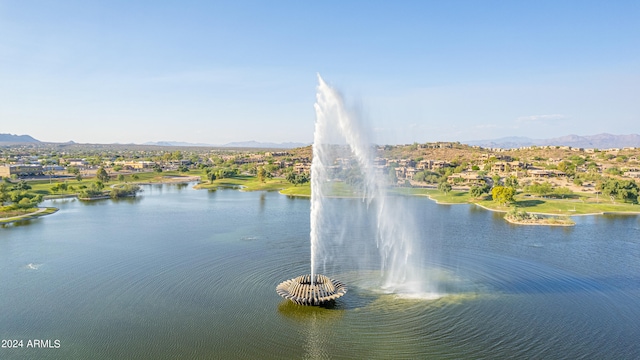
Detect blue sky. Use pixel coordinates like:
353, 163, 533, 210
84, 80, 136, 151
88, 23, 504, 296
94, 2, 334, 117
1, 1, 638, 145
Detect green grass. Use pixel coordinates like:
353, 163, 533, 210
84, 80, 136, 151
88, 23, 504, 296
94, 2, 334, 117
392, 187, 640, 215
25, 171, 204, 198
280, 183, 311, 197
392, 187, 473, 204
196, 175, 291, 192
474, 194, 640, 215
0, 207, 58, 223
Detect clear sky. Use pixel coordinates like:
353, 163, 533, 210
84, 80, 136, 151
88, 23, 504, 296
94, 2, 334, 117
1, 1, 638, 145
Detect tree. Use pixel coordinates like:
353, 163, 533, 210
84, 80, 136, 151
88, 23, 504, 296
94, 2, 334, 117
438, 181, 452, 194
597, 179, 639, 203
207, 170, 217, 182
96, 167, 110, 183
491, 186, 515, 206
0, 182, 8, 205
525, 181, 553, 196
13, 180, 31, 191
117, 174, 125, 182
469, 186, 484, 199
257, 166, 267, 183
492, 174, 501, 186
110, 184, 141, 199
504, 175, 519, 189
469, 184, 490, 199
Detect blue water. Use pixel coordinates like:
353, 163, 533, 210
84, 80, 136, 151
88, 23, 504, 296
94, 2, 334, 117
1, 183, 639, 359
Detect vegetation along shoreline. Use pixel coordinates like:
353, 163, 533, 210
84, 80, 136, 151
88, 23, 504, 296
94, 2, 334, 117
2, 142, 639, 226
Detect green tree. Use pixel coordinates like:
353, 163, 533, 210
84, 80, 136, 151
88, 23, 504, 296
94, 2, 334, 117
0, 182, 8, 205
117, 174, 125, 182
438, 181, 452, 194
96, 167, 110, 183
12, 180, 32, 191
525, 181, 554, 196
504, 175, 519, 189
469, 184, 490, 199
469, 186, 483, 199
492, 174, 501, 186
552, 186, 573, 198
597, 179, 639, 203
491, 186, 515, 205
285, 171, 296, 184
257, 166, 267, 183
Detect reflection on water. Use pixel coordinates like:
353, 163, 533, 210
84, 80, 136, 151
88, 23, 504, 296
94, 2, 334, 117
0, 184, 638, 359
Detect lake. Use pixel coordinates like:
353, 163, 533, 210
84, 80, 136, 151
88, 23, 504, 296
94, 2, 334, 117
1, 183, 639, 359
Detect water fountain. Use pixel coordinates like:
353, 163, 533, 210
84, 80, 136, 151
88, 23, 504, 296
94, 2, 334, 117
277, 74, 427, 305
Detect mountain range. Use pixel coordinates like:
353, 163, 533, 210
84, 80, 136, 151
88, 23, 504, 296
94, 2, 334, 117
3, 132, 639, 149
0, 133, 40, 143
143, 140, 309, 149
463, 133, 640, 149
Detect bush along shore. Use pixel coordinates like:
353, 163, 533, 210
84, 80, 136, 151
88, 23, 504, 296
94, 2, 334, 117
503, 207, 575, 226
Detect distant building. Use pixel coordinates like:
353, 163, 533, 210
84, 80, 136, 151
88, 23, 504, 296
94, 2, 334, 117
0, 164, 44, 178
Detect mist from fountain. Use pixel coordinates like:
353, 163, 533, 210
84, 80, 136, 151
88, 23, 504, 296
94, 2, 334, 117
310, 74, 435, 296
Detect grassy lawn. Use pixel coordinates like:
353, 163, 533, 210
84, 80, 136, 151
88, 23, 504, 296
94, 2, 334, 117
391, 187, 472, 204
196, 175, 292, 192
280, 183, 311, 197
473, 194, 639, 215
24, 171, 203, 198
392, 187, 640, 215
0, 207, 58, 223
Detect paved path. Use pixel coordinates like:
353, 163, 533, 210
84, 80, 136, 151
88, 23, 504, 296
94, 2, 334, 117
0, 207, 50, 224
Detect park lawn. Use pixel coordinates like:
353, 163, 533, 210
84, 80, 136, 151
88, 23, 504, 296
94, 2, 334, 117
281, 181, 370, 198
280, 183, 311, 197
392, 187, 473, 204
0, 207, 58, 223
197, 175, 291, 192
475, 194, 640, 215
28, 170, 203, 197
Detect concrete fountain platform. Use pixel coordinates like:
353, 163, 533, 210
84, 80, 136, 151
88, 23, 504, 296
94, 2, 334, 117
276, 274, 347, 306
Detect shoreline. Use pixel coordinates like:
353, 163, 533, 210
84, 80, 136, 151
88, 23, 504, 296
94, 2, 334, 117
3, 177, 202, 225
5, 177, 639, 226
0, 207, 59, 224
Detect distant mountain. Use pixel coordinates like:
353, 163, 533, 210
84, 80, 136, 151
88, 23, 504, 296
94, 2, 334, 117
141, 140, 308, 149
465, 133, 640, 149
0, 133, 40, 143
143, 141, 214, 147
222, 140, 308, 149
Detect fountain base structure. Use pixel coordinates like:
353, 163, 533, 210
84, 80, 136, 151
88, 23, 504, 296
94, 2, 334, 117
276, 274, 347, 306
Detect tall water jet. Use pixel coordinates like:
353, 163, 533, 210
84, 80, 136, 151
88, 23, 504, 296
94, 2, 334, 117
309, 74, 427, 295
278, 74, 431, 305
